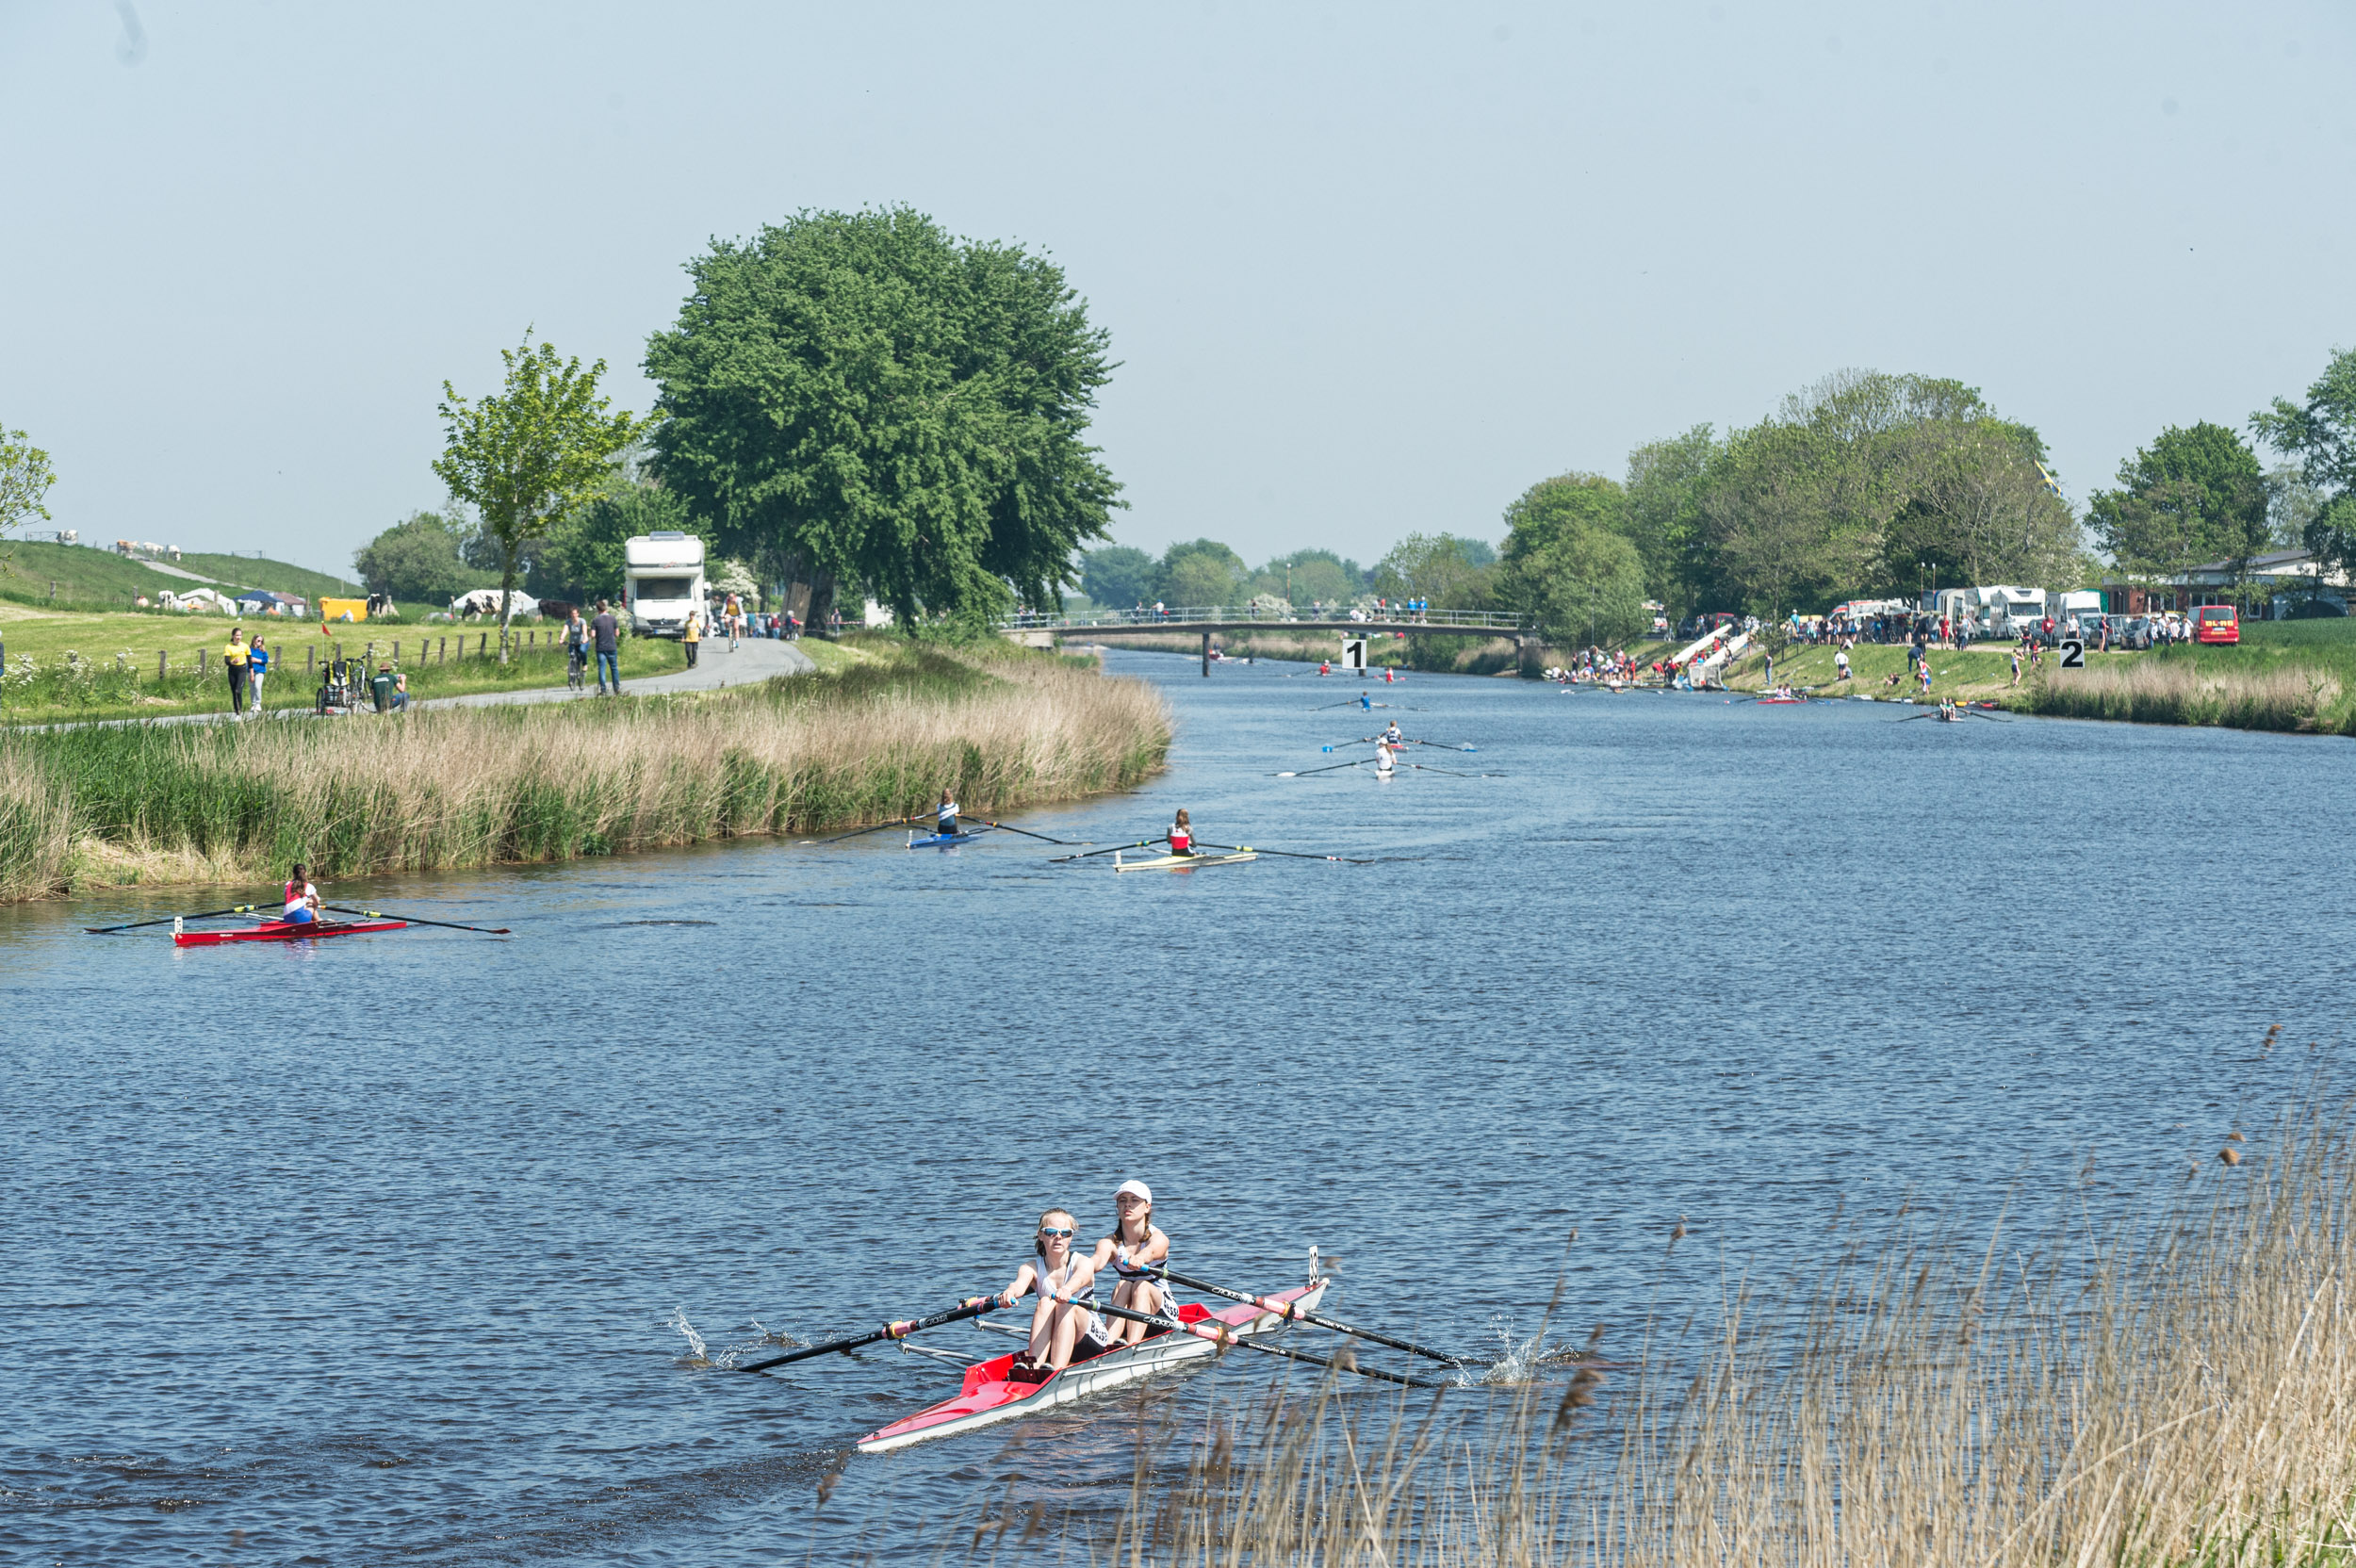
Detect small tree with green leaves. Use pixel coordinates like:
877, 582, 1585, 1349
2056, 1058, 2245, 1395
1, 426, 57, 542
435, 335, 642, 661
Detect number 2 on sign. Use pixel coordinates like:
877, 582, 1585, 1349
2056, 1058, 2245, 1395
2060, 639, 2086, 668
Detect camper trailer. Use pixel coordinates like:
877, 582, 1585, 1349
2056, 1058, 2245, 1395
1972, 586, 2047, 637
624, 532, 707, 638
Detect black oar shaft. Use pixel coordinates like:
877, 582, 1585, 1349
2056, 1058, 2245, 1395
1148, 1266, 1469, 1367
980, 821, 1086, 845
86, 904, 262, 935
739, 1298, 997, 1374
1193, 841, 1371, 865
322, 905, 511, 935
815, 816, 920, 844
1050, 838, 1159, 863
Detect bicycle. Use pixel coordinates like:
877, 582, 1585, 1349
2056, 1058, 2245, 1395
566, 644, 586, 690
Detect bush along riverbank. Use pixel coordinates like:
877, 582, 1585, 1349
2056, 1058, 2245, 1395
0, 642, 1169, 901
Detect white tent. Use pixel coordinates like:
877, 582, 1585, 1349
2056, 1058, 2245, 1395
450, 587, 540, 619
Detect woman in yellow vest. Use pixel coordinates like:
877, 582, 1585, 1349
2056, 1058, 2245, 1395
222, 628, 251, 716
682, 610, 701, 669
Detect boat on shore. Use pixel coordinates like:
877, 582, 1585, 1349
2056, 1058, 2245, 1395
1114, 849, 1257, 872
173, 918, 408, 947
857, 1276, 1328, 1453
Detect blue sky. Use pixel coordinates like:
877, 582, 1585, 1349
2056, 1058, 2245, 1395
3, 0, 2349, 579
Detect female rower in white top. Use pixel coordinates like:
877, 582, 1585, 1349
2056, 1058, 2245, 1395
1088, 1179, 1170, 1347
936, 788, 959, 838
282, 863, 321, 926
1167, 808, 1194, 857
1381, 720, 1403, 746
995, 1207, 1110, 1380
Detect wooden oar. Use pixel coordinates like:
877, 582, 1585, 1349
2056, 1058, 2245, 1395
87, 904, 267, 935
1192, 840, 1375, 865
1048, 838, 1163, 864
975, 820, 1089, 845
1139, 1266, 1482, 1368
738, 1297, 1001, 1374
321, 905, 512, 935
1276, 759, 1370, 778
1072, 1296, 1447, 1389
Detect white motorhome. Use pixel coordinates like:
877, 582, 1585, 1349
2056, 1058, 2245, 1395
1972, 585, 2047, 636
624, 531, 707, 638
2053, 590, 2104, 631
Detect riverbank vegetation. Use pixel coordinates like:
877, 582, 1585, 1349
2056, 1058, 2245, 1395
998, 1084, 2355, 1566
0, 642, 1167, 901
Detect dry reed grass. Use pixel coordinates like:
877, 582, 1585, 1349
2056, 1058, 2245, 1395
2029, 659, 2342, 731
1018, 1090, 2356, 1567
0, 645, 1169, 900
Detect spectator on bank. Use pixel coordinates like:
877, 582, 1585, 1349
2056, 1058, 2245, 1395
592, 599, 621, 695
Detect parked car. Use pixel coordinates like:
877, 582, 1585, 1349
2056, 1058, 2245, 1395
2193, 604, 2241, 645
2117, 616, 2153, 650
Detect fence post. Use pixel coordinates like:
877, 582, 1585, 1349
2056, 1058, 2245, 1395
394, 640, 401, 663
479, 632, 487, 659
308, 646, 315, 675
439, 636, 447, 663
199, 646, 208, 676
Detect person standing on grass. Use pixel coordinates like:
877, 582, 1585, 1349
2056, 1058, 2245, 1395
683, 610, 701, 669
223, 627, 250, 715
592, 599, 621, 695
247, 633, 270, 715
564, 607, 588, 686
2010, 645, 2022, 687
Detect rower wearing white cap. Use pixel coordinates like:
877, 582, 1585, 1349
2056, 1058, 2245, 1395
1088, 1179, 1170, 1347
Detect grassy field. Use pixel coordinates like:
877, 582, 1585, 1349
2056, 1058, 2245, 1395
0, 639, 1167, 900
0, 537, 368, 610
0, 603, 699, 724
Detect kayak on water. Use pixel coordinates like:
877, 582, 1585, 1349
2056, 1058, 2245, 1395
1114, 850, 1258, 873
857, 1275, 1328, 1453
172, 918, 409, 948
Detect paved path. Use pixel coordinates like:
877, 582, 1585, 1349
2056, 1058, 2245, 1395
6, 636, 818, 732
416, 635, 815, 710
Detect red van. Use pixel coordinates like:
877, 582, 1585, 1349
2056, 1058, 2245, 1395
2193, 605, 2240, 645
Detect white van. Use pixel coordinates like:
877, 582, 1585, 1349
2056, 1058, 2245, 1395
624, 532, 707, 638
1972, 586, 2047, 637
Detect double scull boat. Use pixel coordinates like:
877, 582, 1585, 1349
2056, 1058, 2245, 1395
857, 1275, 1327, 1452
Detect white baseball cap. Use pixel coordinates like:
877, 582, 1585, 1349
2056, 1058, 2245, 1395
1114, 1179, 1153, 1203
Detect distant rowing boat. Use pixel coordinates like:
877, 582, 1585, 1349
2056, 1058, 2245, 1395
1114, 849, 1258, 873
172, 918, 408, 947
857, 1276, 1328, 1453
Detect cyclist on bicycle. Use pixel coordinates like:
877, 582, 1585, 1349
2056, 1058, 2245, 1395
564, 606, 589, 688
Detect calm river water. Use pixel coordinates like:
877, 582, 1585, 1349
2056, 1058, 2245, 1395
4, 650, 2345, 1564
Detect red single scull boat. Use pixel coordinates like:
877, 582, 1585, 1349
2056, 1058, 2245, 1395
172, 918, 408, 947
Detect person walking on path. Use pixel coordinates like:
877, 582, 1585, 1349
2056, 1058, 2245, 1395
222, 628, 251, 715
564, 607, 588, 689
2010, 646, 2022, 687
683, 610, 701, 669
247, 633, 270, 714
592, 600, 622, 695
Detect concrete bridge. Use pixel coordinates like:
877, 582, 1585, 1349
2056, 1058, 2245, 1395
998, 606, 1542, 676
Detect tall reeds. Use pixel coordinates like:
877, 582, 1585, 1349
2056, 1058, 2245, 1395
0, 645, 1169, 899
1031, 1093, 2356, 1566
2026, 658, 2343, 731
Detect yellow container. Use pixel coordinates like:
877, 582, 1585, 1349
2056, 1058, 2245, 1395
319, 596, 368, 623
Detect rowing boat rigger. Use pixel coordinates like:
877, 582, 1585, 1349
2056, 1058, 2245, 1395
856, 1275, 1327, 1453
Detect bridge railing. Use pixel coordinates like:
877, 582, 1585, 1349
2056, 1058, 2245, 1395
1001, 605, 1531, 633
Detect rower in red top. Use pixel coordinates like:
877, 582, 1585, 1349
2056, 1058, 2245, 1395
283, 863, 321, 926
1166, 808, 1194, 858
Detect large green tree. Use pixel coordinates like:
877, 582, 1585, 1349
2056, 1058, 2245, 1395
1251, 548, 1366, 606
1623, 426, 1718, 615
0, 426, 57, 542
1081, 545, 1158, 608
1158, 538, 1245, 606
2086, 421, 2268, 595
645, 207, 1121, 626
352, 511, 484, 604
1373, 532, 1495, 609
436, 335, 642, 659
2252, 347, 2356, 598
1498, 473, 1646, 643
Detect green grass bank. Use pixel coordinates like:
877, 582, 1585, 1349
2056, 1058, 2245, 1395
0, 641, 1170, 901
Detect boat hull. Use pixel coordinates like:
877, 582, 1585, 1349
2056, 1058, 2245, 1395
856, 1278, 1327, 1453
173, 919, 408, 947
908, 829, 988, 849
1114, 851, 1257, 873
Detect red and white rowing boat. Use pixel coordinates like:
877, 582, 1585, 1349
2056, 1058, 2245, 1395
172, 918, 408, 947
857, 1275, 1330, 1453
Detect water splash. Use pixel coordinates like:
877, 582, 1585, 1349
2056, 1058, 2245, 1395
668, 1307, 709, 1365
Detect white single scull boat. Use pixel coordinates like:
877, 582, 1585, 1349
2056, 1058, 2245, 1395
857, 1274, 1328, 1452
1113, 849, 1258, 872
